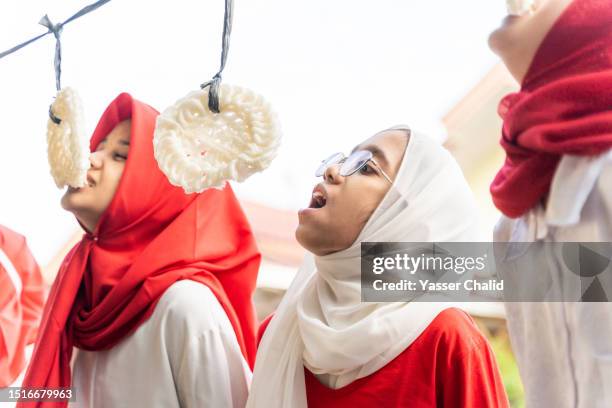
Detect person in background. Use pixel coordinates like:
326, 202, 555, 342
0, 225, 45, 387
489, 0, 612, 406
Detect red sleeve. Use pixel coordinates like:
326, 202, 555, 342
0, 273, 23, 387
0, 226, 46, 386
435, 310, 509, 408
257, 314, 274, 348
9, 233, 46, 344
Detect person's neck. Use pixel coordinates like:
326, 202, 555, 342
75, 213, 98, 235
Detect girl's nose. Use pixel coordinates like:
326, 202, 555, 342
323, 163, 344, 184
89, 150, 104, 168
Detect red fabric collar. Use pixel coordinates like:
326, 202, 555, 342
20, 94, 260, 407
491, 0, 612, 218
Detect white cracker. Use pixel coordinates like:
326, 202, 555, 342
154, 84, 282, 193
47, 87, 88, 189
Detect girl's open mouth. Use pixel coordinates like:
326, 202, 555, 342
309, 185, 327, 209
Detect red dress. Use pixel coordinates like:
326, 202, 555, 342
258, 308, 509, 408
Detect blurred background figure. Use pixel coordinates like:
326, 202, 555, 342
489, 0, 612, 406
0, 225, 45, 387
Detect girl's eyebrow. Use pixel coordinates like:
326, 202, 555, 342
94, 138, 107, 150
351, 145, 389, 168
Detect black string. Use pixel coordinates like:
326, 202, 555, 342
0, 0, 112, 124
200, 0, 233, 113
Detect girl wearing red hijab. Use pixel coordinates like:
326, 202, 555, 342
19, 93, 260, 407
489, 0, 612, 406
0, 225, 45, 387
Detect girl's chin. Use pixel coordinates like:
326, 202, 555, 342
61, 191, 91, 213
490, 13, 524, 42
488, 24, 516, 57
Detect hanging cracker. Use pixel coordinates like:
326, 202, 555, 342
37, 12, 95, 189
153, 84, 281, 193
47, 87, 88, 188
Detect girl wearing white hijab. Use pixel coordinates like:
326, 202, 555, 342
248, 128, 509, 407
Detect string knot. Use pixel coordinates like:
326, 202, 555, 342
199, 0, 233, 114
200, 73, 223, 113
39, 15, 63, 39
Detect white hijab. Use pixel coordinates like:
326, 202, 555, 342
247, 130, 480, 407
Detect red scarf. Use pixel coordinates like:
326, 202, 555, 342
491, 0, 612, 218
19, 93, 260, 407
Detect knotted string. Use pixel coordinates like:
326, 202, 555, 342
0, 0, 112, 124
200, 0, 233, 113
39, 15, 64, 124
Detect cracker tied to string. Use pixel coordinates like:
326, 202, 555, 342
506, 0, 536, 16
153, 84, 281, 193
47, 87, 89, 188
0, 3, 113, 190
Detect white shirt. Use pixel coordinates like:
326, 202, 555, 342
495, 151, 612, 408
71, 280, 251, 408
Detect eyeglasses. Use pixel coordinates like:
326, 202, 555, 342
315, 151, 393, 184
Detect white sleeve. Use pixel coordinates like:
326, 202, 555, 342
162, 280, 252, 408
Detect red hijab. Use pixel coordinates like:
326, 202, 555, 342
19, 93, 260, 407
491, 0, 612, 218
0, 226, 45, 387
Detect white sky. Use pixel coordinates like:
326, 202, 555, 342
0, 0, 507, 265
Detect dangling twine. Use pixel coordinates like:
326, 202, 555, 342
200, 0, 233, 113
0, 0, 112, 123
